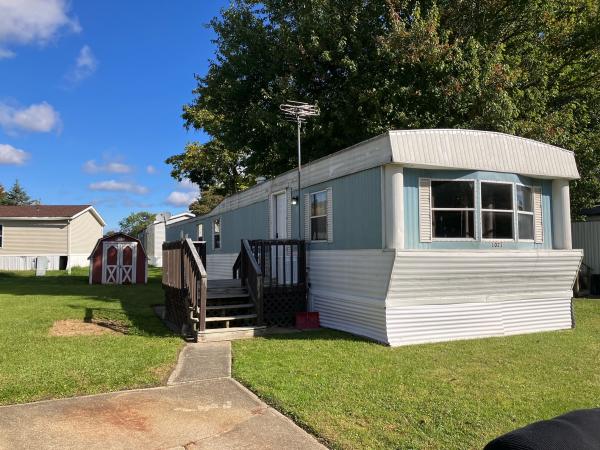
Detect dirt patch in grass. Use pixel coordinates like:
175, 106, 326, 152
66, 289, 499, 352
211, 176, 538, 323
49, 319, 129, 337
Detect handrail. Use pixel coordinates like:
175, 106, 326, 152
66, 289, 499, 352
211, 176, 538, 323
232, 252, 241, 279
162, 238, 207, 341
240, 239, 264, 326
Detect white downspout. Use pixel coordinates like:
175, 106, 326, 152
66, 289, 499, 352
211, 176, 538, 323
67, 219, 72, 274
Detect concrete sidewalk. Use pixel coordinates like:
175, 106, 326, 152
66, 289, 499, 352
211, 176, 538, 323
0, 342, 326, 450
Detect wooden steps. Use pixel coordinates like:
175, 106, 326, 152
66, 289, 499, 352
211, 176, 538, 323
205, 314, 257, 322
205, 278, 257, 329
206, 303, 254, 310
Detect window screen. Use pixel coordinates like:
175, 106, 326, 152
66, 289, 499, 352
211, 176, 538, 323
310, 191, 328, 241
431, 180, 475, 239
481, 182, 514, 239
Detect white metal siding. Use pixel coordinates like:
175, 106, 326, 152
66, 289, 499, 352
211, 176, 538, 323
386, 298, 573, 346
308, 249, 394, 342
572, 221, 600, 272
387, 250, 582, 305
206, 253, 238, 280
385, 249, 582, 346
389, 129, 579, 180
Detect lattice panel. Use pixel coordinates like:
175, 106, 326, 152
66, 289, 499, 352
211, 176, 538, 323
263, 286, 307, 327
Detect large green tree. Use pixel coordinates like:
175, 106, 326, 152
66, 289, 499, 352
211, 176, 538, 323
118, 212, 156, 236
170, 0, 600, 216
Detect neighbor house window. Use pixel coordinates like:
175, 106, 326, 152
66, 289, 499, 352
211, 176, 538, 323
213, 218, 221, 249
517, 185, 534, 240
197, 223, 204, 241
0, 224, 3, 248
310, 190, 328, 241
431, 180, 475, 239
481, 182, 514, 239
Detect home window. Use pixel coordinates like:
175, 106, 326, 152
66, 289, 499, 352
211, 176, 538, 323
310, 191, 328, 241
431, 180, 475, 239
517, 185, 534, 240
197, 223, 204, 241
481, 182, 514, 239
213, 218, 221, 249
0, 224, 3, 248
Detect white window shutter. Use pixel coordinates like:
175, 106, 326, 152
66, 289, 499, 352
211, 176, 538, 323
533, 186, 544, 243
419, 178, 432, 243
286, 189, 292, 239
304, 193, 310, 241
327, 187, 333, 243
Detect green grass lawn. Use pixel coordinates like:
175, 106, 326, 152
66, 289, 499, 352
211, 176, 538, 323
233, 300, 600, 450
0, 267, 182, 405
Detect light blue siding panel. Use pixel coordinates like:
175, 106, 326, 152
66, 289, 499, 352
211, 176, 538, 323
404, 168, 553, 250
166, 201, 269, 255
291, 167, 383, 250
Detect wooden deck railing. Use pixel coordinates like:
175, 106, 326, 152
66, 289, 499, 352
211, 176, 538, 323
235, 239, 307, 326
162, 238, 207, 341
238, 239, 264, 326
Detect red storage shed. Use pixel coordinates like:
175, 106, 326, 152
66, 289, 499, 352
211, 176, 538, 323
88, 233, 148, 284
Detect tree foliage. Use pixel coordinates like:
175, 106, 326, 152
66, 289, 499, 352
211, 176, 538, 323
2, 180, 35, 205
171, 0, 600, 216
118, 211, 156, 237
189, 187, 225, 216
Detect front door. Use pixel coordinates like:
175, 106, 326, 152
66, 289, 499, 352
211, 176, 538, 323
271, 193, 289, 284
273, 192, 287, 239
102, 242, 137, 284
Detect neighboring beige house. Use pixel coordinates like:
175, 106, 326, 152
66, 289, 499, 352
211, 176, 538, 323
0, 205, 105, 271
138, 212, 195, 266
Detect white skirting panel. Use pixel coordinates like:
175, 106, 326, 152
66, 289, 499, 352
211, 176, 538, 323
69, 254, 91, 268
385, 250, 582, 346
386, 298, 573, 346
206, 253, 239, 280
308, 249, 394, 343
0, 255, 60, 271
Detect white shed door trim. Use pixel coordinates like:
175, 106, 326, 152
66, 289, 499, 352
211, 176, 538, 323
418, 178, 433, 242
102, 241, 137, 284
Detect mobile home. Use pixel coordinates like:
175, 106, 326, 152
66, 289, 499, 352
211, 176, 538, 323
138, 212, 195, 266
0, 205, 105, 271
166, 129, 582, 346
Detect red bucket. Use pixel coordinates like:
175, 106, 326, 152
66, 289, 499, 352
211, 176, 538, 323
296, 312, 320, 330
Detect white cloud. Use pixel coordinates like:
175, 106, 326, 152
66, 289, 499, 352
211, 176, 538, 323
0, 143, 29, 165
0, 101, 61, 133
146, 165, 156, 174
0, 0, 80, 58
65, 45, 97, 83
83, 159, 132, 174
166, 191, 199, 207
166, 178, 200, 206
0, 48, 14, 59
89, 180, 148, 195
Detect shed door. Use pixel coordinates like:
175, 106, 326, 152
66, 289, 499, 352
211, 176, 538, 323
102, 242, 137, 284
120, 243, 137, 284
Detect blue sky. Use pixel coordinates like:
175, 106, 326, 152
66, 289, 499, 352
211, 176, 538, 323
0, 0, 229, 229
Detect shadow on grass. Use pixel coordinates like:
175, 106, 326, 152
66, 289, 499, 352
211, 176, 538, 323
258, 328, 379, 345
0, 268, 175, 338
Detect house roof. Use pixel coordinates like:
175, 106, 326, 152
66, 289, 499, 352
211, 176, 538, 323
0, 205, 106, 226
181, 129, 579, 221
